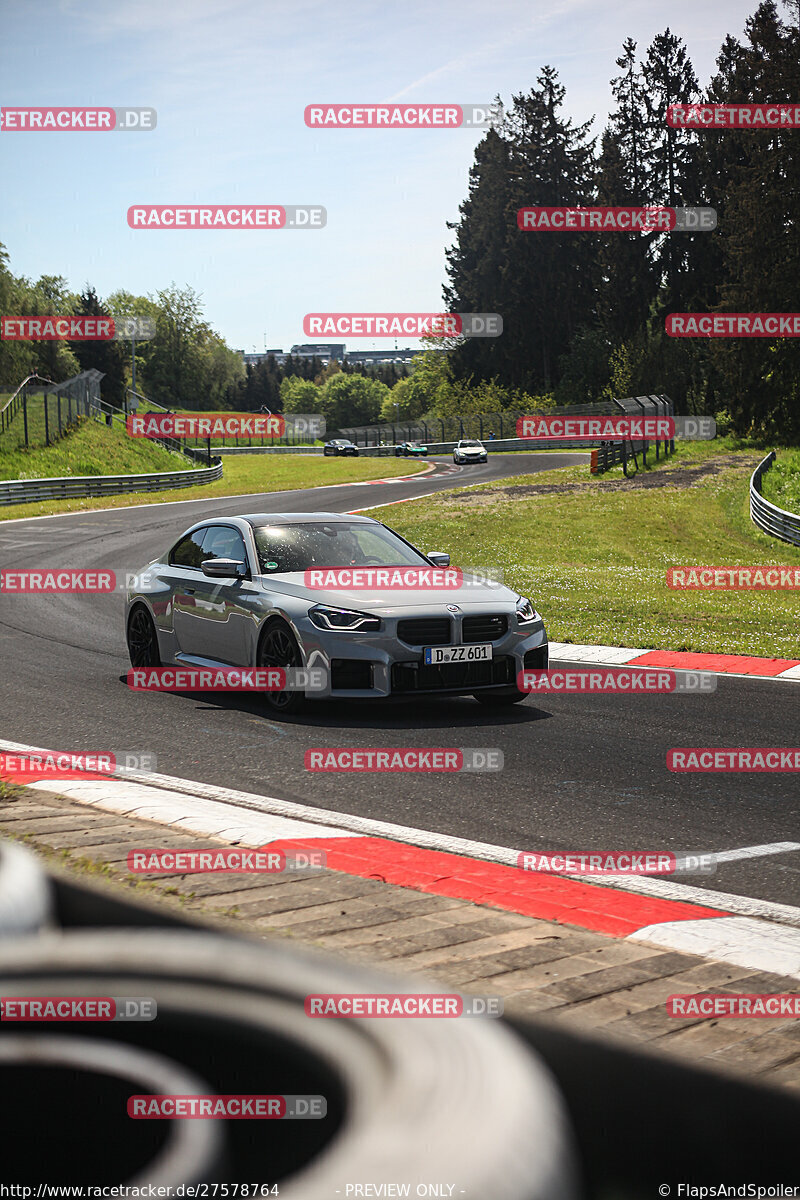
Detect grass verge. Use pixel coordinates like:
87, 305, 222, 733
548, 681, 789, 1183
760, 449, 800, 515
0, 413, 190, 482
368, 439, 800, 658
0, 453, 429, 521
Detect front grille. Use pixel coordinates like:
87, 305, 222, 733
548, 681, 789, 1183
391, 656, 514, 693
331, 659, 373, 689
462, 614, 508, 642
397, 617, 451, 646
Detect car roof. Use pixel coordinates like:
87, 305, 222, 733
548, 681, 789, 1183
241, 512, 377, 526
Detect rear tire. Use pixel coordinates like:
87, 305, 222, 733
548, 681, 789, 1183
257, 618, 305, 714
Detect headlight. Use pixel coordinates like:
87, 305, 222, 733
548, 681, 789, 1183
308, 605, 382, 632
515, 597, 539, 624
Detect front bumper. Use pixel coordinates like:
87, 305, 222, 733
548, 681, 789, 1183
294, 614, 548, 699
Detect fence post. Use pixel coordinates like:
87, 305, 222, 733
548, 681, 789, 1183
43, 391, 50, 445
58, 393, 62, 437
23, 387, 29, 447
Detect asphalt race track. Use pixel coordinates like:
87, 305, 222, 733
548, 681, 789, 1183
1, 452, 798, 907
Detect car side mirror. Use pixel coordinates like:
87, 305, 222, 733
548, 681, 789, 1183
427, 552, 450, 567
201, 558, 247, 579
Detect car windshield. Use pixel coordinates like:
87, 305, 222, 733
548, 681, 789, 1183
461, 441, 482, 448
251, 522, 430, 573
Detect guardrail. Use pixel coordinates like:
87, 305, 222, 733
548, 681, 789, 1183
750, 451, 800, 546
0, 458, 223, 507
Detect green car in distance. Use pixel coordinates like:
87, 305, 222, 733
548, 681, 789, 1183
395, 441, 429, 457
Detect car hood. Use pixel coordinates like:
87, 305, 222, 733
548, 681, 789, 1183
253, 571, 518, 611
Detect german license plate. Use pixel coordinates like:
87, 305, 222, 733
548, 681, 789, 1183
423, 643, 493, 665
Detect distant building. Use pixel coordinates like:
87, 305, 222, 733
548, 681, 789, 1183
289, 343, 346, 361
238, 343, 433, 369
240, 349, 287, 366
344, 347, 422, 366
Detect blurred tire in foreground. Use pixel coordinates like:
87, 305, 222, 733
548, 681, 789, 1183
0, 929, 580, 1198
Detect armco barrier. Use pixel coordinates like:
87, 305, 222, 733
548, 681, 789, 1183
750, 451, 800, 546
0, 458, 223, 507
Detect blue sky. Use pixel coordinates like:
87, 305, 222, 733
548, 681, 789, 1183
0, 0, 763, 353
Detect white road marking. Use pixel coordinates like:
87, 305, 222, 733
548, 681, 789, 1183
549, 642, 649, 664
711, 842, 800, 864
25, 777, 354, 843
629, 916, 800, 981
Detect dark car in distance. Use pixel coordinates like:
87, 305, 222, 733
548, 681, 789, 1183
323, 439, 359, 457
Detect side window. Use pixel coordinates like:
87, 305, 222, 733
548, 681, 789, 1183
202, 525, 248, 564
169, 529, 207, 569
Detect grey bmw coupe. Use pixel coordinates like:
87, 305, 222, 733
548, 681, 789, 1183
125, 512, 548, 713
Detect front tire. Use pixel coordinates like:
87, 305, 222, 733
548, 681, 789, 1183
127, 605, 161, 668
257, 618, 305, 713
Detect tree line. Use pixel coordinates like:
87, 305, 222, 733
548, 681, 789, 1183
444, 0, 800, 438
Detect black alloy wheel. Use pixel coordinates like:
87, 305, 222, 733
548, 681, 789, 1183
257, 619, 305, 713
127, 606, 161, 668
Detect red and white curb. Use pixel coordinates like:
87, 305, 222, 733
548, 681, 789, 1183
550, 642, 800, 683
2, 739, 797, 981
